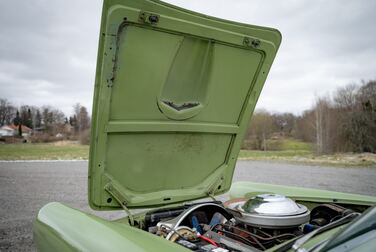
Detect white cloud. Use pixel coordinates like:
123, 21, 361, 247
0, 0, 375, 116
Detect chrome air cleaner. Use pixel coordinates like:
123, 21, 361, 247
225, 194, 310, 228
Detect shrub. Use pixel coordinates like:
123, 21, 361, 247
79, 129, 91, 145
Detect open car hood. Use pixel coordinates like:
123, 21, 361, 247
89, 0, 281, 210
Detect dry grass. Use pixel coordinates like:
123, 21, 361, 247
0, 141, 89, 160
1, 140, 375, 167
239, 150, 376, 167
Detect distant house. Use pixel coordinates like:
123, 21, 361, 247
0, 124, 32, 138
0, 125, 14, 137
63, 123, 74, 133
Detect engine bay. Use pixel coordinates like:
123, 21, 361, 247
140, 194, 358, 252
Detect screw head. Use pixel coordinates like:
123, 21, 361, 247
148, 15, 159, 23
243, 37, 250, 45
251, 39, 261, 48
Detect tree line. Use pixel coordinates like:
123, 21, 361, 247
245, 79, 376, 154
1, 79, 375, 151
0, 99, 90, 143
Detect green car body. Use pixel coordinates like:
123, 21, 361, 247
34, 184, 376, 252
33, 0, 376, 251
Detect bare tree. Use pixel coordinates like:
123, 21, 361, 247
333, 83, 359, 152
310, 80, 376, 154
0, 98, 16, 126
272, 113, 296, 136
78, 106, 90, 132
333, 84, 358, 110
72, 103, 90, 134
354, 80, 376, 152
294, 110, 316, 142
41, 106, 66, 134
331, 81, 376, 153
312, 95, 338, 154
246, 109, 274, 150
19, 105, 33, 129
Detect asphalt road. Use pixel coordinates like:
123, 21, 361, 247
1, 160, 375, 251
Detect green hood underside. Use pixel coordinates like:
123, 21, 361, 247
89, 0, 281, 210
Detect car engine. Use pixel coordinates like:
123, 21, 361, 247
143, 194, 356, 252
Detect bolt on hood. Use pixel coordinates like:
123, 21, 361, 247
89, 0, 281, 210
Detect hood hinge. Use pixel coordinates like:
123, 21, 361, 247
206, 175, 225, 201
105, 183, 135, 226
207, 192, 217, 201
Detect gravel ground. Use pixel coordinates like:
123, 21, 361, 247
0, 160, 375, 251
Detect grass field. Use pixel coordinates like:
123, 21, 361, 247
239, 138, 376, 167
0, 142, 89, 160
239, 150, 376, 167
0, 139, 375, 167
239, 150, 312, 159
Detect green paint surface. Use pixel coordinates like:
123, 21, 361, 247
34, 202, 188, 252
33, 1, 376, 251
88, 0, 281, 209
230, 181, 376, 206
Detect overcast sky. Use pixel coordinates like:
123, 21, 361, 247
0, 0, 375, 116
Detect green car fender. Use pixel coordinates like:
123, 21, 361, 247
229, 181, 376, 206
33, 202, 188, 252
34, 185, 376, 251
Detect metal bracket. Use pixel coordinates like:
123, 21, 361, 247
207, 192, 217, 201
105, 183, 135, 226
139, 11, 160, 25
206, 176, 225, 201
